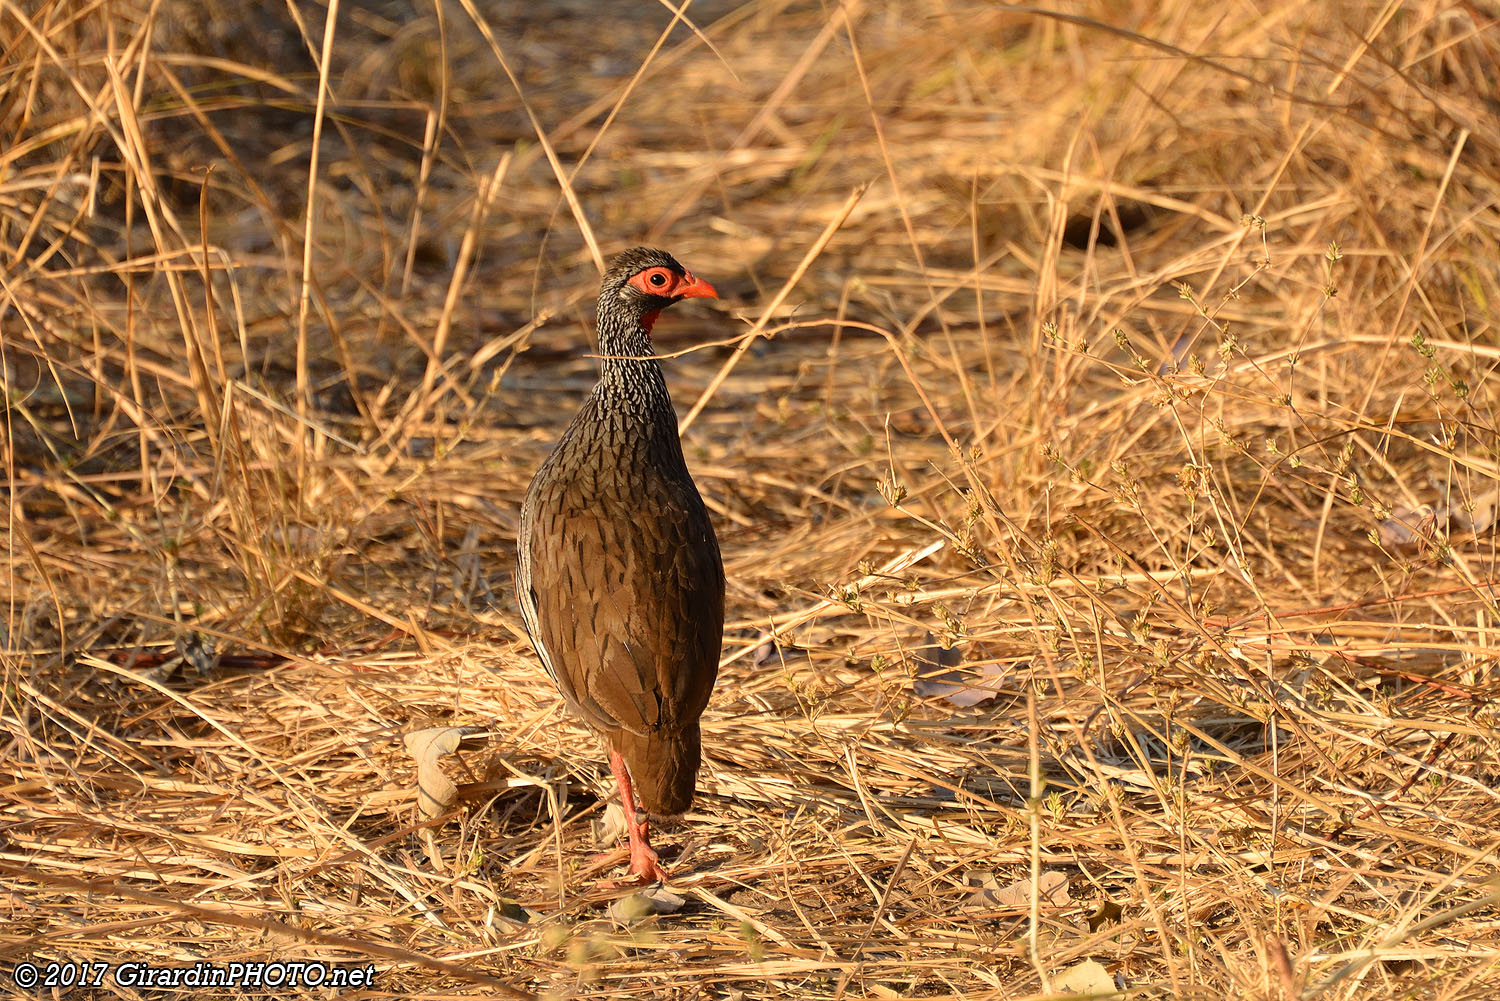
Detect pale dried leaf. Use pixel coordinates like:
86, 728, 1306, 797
1461, 492, 1500, 535
595, 801, 629, 846
915, 662, 1006, 706
1063, 751, 1206, 790
912, 631, 1004, 705
1052, 958, 1115, 995
488, 899, 540, 927
913, 630, 962, 673
753, 631, 807, 666
403, 726, 469, 819
177, 632, 219, 676
964, 869, 1070, 909
608, 887, 686, 922
269, 524, 326, 551
1378, 504, 1438, 548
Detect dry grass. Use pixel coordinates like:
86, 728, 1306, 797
5, 0, 1500, 997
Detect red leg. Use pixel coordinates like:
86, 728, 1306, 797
606, 748, 670, 885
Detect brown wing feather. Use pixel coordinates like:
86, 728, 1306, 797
520, 440, 722, 742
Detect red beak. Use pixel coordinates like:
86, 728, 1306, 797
675, 271, 718, 300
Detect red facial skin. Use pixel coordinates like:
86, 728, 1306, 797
627, 265, 717, 332
627, 266, 718, 302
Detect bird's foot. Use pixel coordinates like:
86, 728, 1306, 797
592, 843, 672, 888
624, 839, 671, 886
597, 864, 669, 889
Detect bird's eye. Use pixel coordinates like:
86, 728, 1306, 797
649, 271, 668, 287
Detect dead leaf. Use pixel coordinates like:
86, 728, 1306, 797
913, 631, 961, 673
1460, 492, 1500, 535
912, 632, 1004, 706
1052, 958, 1115, 994
608, 887, 686, 922
927, 771, 1024, 806
177, 632, 219, 676
964, 869, 1070, 909
1378, 504, 1438, 548
1159, 333, 1196, 374
269, 524, 326, 552
1086, 898, 1124, 931
403, 726, 475, 819
1374, 504, 1458, 552
489, 898, 540, 927
595, 801, 628, 846
1061, 751, 1206, 789
142, 632, 220, 683
753, 631, 807, 667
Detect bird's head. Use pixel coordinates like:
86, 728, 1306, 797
599, 247, 717, 333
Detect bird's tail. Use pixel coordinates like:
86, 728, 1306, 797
615, 721, 702, 816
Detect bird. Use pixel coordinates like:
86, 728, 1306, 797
515, 247, 725, 886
